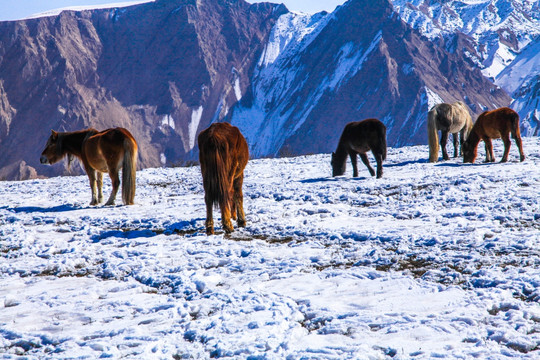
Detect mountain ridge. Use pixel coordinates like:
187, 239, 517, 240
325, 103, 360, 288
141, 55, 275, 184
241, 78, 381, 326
0, 0, 535, 180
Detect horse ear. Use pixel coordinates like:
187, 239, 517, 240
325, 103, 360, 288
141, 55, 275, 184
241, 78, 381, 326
51, 130, 58, 139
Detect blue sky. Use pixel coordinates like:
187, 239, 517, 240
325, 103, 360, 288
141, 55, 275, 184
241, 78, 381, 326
0, 0, 346, 21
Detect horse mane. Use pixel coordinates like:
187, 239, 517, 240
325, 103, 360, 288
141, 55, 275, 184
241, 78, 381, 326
56, 129, 99, 170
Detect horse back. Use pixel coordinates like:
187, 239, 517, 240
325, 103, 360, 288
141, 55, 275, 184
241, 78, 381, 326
83, 128, 137, 171
199, 123, 248, 168
342, 119, 386, 155
475, 107, 518, 139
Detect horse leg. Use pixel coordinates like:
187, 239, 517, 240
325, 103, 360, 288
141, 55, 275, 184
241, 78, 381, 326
205, 194, 214, 235
484, 139, 494, 162
452, 133, 459, 158
86, 168, 99, 206
359, 153, 375, 177
459, 130, 464, 156
104, 168, 120, 206
349, 152, 359, 177
374, 152, 383, 179
220, 201, 234, 234
440, 131, 449, 160
233, 174, 246, 228
97, 172, 104, 204
514, 135, 525, 162
500, 135, 511, 163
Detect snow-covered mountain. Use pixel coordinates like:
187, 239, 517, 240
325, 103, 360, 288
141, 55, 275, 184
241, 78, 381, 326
496, 37, 540, 136
391, 0, 540, 135
1, 0, 536, 180
391, 0, 540, 79
230, 0, 509, 157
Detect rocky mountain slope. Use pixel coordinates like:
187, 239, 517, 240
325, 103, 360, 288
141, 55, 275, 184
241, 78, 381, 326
391, 0, 540, 137
229, 0, 510, 157
0, 0, 527, 179
0, 0, 285, 179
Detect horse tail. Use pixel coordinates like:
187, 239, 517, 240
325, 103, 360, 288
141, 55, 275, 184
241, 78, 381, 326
201, 134, 231, 211
427, 107, 439, 162
122, 137, 138, 205
509, 110, 521, 140
380, 125, 387, 161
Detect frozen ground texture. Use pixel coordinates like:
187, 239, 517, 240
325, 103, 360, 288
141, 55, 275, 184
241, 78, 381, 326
0, 138, 539, 359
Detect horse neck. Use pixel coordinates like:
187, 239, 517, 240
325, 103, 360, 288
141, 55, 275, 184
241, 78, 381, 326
58, 130, 93, 157
334, 141, 348, 165
465, 128, 480, 147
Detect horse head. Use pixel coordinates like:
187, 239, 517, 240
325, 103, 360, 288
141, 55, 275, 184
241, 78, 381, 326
331, 152, 345, 177
462, 140, 476, 163
40, 130, 63, 165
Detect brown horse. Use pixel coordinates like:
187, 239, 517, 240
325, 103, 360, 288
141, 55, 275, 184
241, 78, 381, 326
331, 118, 387, 178
40, 128, 138, 205
463, 107, 525, 163
198, 122, 249, 235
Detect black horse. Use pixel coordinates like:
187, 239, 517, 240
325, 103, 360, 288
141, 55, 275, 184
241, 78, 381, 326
331, 119, 387, 179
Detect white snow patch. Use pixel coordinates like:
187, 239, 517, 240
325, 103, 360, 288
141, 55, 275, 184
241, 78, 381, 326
189, 106, 203, 151
161, 114, 175, 130
424, 87, 445, 110
160, 153, 167, 165
327, 31, 382, 91
234, 77, 242, 101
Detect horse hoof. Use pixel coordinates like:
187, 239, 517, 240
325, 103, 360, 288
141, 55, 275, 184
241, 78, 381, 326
520, 156, 525, 162
237, 220, 246, 228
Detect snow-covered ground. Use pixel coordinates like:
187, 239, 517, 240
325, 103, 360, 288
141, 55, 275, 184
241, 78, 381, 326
1, 137, 539, 359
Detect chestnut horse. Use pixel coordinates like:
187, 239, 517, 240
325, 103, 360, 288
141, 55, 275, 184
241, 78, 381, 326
427, 101, 473, 162
40, 128, 138, 205
463, 107, 525, 163
331, 118, 387, 179
198, 123, 249, 235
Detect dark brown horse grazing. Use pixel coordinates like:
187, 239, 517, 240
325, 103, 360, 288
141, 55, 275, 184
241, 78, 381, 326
40, 128, 138, 205
463, 107, 525, 164
331, 119, 387, 178
198, 122, 249, 235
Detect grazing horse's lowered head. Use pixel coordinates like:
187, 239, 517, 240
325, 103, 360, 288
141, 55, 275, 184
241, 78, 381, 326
331, 152, 346, 177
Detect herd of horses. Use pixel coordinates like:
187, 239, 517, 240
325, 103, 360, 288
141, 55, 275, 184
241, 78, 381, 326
39, 104, 526, 235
